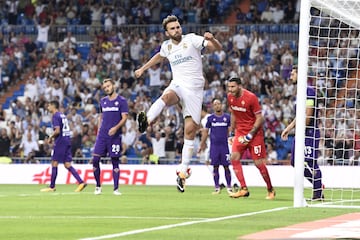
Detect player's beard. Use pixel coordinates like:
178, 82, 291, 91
107, 87, 114, 97
170, 33, 182, 43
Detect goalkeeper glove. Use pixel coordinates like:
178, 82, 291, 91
238, 133, 253, 144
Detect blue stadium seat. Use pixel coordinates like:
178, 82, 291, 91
187, 10, 196, 23
71, 18, 80, 25
250, 25, 258, 32
241, 25, 251, 33
67, 25, 76, 34
2, 26, 10, 34
1, 19, 8, 25
258, 24, 269, 33
270, 25, 280, 33
25, 26, 36, 34
77, 25, 88, 35
148, 25, 160, 34
280, 24, 291, 33
76, 45, 90, 60
291, 24, 299, 33
82, 147, 92, 158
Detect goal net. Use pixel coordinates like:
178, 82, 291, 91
295, 0, 360, 208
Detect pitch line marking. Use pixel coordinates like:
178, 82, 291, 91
79, 207, 289, 240
0, 216, 206, 220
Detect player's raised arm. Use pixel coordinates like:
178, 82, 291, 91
134, 52, 164, 78
204, 32, 222, 52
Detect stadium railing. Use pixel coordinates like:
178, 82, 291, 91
0, 23, 299, 43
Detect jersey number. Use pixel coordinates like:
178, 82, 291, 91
253, 145, 262, 156
112, 144, 121, 154
62, 118, 70, 134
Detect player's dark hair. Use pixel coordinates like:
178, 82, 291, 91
162, 15, 179, 31
229, 77, 241, 85
292, 65, 298, 71
103, 78, 114, 84
212, 97, 221, 103
50, 100, 59, 109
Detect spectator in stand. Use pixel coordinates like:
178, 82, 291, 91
136, 128, 153, 164
130, 35, 143, 68
65, 0, 78, 21
0, 128, 11, 157
232, 28, 248, 58
85, 71, 101, 90
284, 1, 296, 23
119, 82, 132, 100
62, 31, 77, 50
24, 0, 35, 21
33, 13, 53, 52
133, 78, 148, 97
20, 131, 39, 163
150, 129, 167, 164
148, 64, 162, 98
103, 7, 114, 32
120, 69, 135, 89
6, 0, 19, 25
54, 10, 67, 40
164, 125, 176, 163
50, 79, 64, 102
266, 143, 279, 165
24, 76, 38, 102
89, 1, 104, 35
261, 5, 273, 23
115, 6, 127, 26
249, 31, 265, 61
272, 2, 284, 24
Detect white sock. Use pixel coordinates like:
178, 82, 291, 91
147, 98, 166, 123
180, 139, 194, 173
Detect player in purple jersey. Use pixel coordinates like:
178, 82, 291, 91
40, 100, 87, 192
281, 66, 324, 200
199, 98, 232, 195
92, 79, 128, 195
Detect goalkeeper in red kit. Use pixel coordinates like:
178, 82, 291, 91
227, 77, 276, 199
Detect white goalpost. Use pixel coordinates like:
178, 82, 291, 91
295, 0, 360, 208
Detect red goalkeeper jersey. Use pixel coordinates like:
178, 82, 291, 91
227, 89, 263, 136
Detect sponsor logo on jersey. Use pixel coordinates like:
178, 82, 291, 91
171, 56, 193, 66
231, 105, 246, 112
102, 107, 119, 112
211, 122, 228, 127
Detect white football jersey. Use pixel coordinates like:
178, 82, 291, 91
160, 33, 208, 90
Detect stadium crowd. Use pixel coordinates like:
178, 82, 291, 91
0, 0, 358, 166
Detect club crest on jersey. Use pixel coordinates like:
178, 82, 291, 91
168, 44, 172, 52
115, 101, 119, 106
241, 100, 245, 105
183, 43, 188, 49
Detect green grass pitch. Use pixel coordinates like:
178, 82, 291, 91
0, 184, 358, 240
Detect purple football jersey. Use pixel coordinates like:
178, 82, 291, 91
93, 95, 128, 157
52, 111, 72, 162
205, 113, 231, 166
205, 113, 231, 146
98, 95, 129, 138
